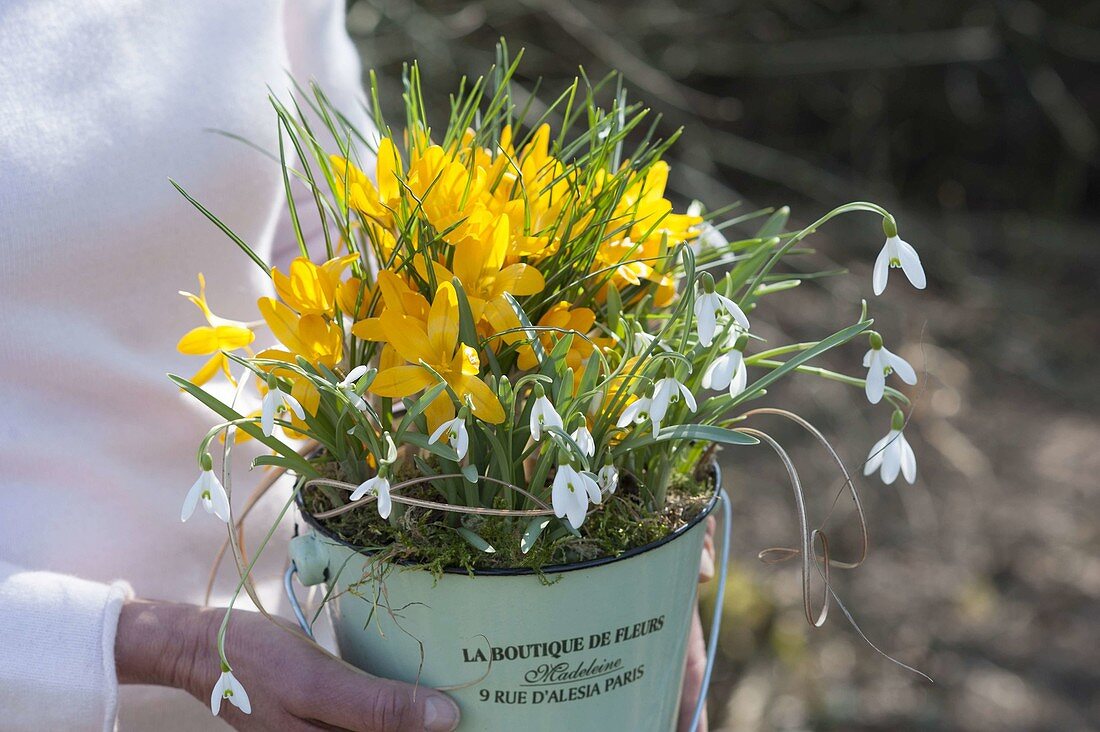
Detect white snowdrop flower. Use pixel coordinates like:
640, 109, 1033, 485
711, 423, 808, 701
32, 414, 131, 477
649, 377, 697, 438
571, 424, 595, 458
862, 333, 917, 404
598, 464, 619, 495
530, 394, 563, 442
181, 464, 230, 523
380, 432, 398, 465
260, 383, 305, 437
616, 397, 653, 433
864, 412, 917, 485
702, 331, 748, 397
693, 273, 749, 347
210, 668, 251, 716
633, 329, 671, 354
552, 464, 602, 529
873, 219, 926, 296
687, 201, 728, 253
428, 416, 470, 460
338, 365, 369, 411
350, 475, 392, 518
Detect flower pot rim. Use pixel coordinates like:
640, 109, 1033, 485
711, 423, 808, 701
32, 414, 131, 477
294, 460, 721, 577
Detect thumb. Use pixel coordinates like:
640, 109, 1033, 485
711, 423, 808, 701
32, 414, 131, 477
318, 669, 461, 732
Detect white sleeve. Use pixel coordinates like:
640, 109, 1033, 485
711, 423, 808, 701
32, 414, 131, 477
0, 561, 133, 732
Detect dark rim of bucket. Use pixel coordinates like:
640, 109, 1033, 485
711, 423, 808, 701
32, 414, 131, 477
294, 460, 721, 577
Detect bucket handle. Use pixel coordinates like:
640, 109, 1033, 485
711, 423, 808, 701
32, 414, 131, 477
284, 562, 315, 640
283, 490, 732, 732
686, 488, 731, 732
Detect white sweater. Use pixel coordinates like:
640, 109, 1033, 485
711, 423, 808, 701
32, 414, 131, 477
0, 2, 368, 729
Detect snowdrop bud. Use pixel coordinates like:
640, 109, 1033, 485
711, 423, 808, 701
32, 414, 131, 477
868, 331, 883, 350
498, 375, 513, 406
734, 333, 750, 352
699, 271, 716, 293
891, 409, 906, 431
200, 452, 213, 471
882, 215, 898, 238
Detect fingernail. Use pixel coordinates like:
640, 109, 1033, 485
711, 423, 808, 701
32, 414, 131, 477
423, 695, 460, 731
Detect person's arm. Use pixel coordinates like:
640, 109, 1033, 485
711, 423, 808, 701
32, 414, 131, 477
0, 560, 132, 732
115, 599, 460, 731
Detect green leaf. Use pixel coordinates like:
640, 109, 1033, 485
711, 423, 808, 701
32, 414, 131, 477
168, 180, 270, 275
456, 527, 496, 554
395, 382, 450, 439
731, 319, 872, 408
627, 424, 759, 448
450, 278, 482, 352
521, 517, 551, 554
169, 374, 317, 477
605, 281, 622, 332
754, 279, 802, 297
401, 431, 460, 462
502, 292, 546, 366
755, 206, 790, 238
461, 463, 479, 484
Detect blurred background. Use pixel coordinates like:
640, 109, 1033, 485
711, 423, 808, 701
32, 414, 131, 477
344, 1, 1099, 729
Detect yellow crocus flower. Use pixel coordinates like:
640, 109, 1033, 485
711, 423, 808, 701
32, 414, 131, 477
271, 253, 358, 317
350, 269, 430, 342
369, 281, 504, 429
329, 138, 403, 226
176, 274, 255, 385
431, 213, 544, 324
515, 302, 600, 372
257, 297, 343, 368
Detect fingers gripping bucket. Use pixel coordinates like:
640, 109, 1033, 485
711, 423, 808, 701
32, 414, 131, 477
287, 465, 731, 732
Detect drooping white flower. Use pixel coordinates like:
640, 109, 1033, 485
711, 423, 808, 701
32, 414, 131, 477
260, 385, 305, 437
380, 432, 398, 465
864, 420, 917, 485
552, 464, 602, 529
210, 668, 251, 716
862, 337, 917, 404
338, 365, 369, 411
530, 395, 563, 442
429, 416, 470, 460
633, 329, 672, 354
181, 469, 230, 523
598, 464, 619, 495
693, 288, 749, 347
649, 377, 697, 438
571, 424, 595, 458
702, 347, 747, 398
616, 397, 652, 433
350, 475, 392, 518
873, 235, 926, 296
687, 201, 728, 253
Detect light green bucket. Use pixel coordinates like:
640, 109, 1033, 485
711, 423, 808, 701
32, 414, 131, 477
287, 465, 727, 732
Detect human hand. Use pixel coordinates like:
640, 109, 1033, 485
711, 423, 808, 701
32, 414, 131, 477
678, 516, 716, 732
116, 599, 460, 731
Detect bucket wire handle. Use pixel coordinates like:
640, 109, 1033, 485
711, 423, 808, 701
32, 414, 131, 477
284, 562, 315, 640
688, 488, 732, 732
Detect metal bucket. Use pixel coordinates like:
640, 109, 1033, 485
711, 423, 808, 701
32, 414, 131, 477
287, 465, 729, 732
